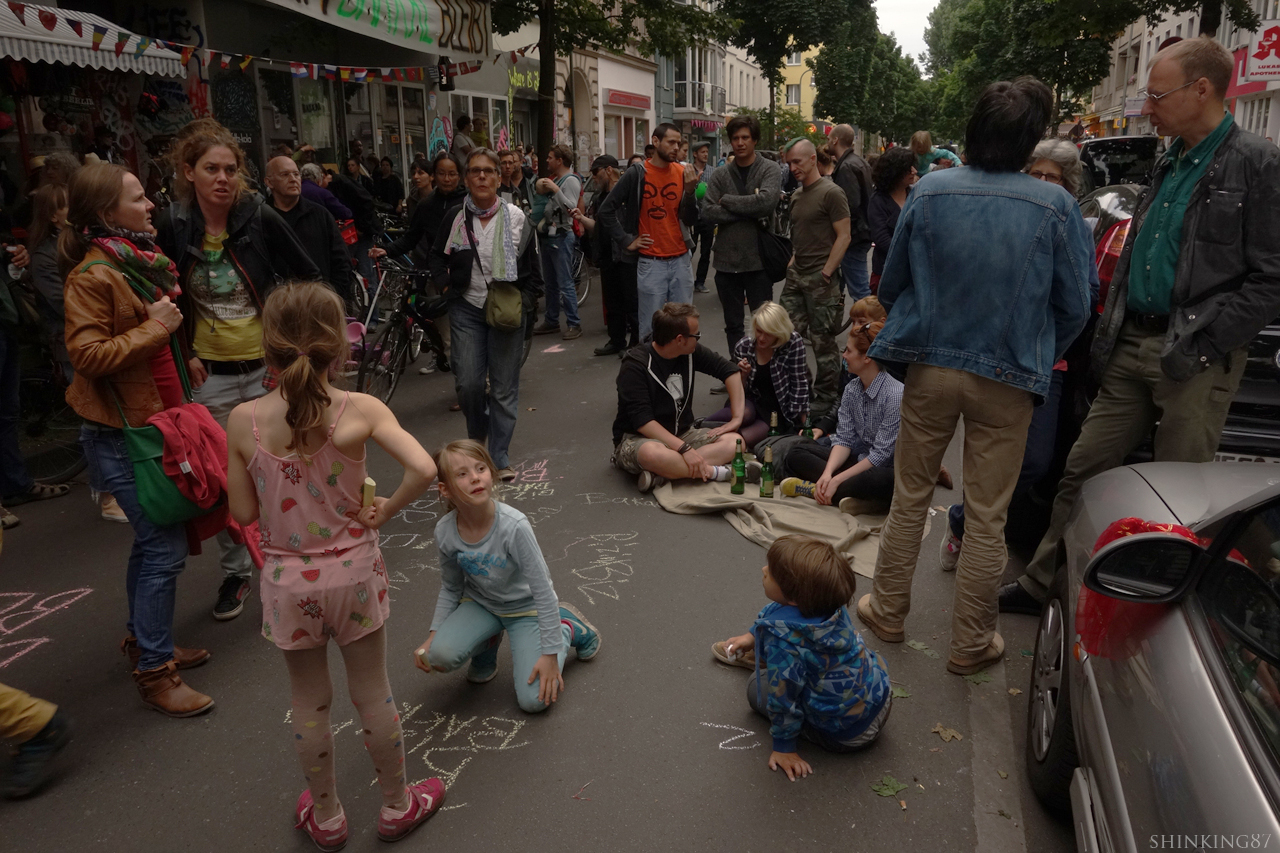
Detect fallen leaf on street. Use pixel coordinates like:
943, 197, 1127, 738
963, 671, 993, 685
931, 723, 963, 743
870, 775, 909, 797
906, 640, 941, 659
998, 770, 1008, 779
891, 686, 911, 699
1008, 688, 1022, 695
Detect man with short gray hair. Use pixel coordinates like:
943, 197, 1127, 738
299, 161, 352, 221
1005, 36, 1280, 615
266, 156, 354, 301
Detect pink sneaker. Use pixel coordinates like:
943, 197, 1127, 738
294, 790, 348, 852
378, 777, 446, 842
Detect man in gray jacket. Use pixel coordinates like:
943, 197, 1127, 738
700, 114, 782, 355
1004, 36, 1280, 615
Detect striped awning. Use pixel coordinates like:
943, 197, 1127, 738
0, 3, 185, 77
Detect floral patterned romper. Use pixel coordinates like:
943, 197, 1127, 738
251, 392, 390, 650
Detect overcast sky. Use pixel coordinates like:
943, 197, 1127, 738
874, 0, 938, 70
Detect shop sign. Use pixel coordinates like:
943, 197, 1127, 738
1123, 96, 1144, 117
1248, 22, 1280, 80
256, 0, 490, 59
605, 89, 650, 110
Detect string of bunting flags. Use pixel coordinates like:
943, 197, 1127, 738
2, 2, 536, 81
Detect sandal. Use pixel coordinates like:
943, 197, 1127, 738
4, 483, 71, 507
0, 506, 18, 529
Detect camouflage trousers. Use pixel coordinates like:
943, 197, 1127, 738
780, 265, 843, 417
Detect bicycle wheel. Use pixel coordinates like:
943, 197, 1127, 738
20, 368, 86, 484
356, 319, 409, 404
573, 245, 591, 306
408, 325, 424, 363
348, 270, 370, 320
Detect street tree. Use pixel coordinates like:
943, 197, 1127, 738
491, 0, 737, 174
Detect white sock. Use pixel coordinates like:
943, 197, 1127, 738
380, 795, 413, 820
711, 465, 732, 482
316, 807, 346, 830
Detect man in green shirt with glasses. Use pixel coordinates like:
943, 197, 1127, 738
1004, 36, 1280, 615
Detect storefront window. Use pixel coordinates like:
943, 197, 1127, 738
383, 85, 405, 177
343, 82, 374, 162
298, 79, 334, 162
402, 87, 426, 164
491, 98, 509, 150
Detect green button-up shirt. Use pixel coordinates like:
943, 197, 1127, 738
1127, 112, 1234, 314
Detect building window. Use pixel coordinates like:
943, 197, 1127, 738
787, 51, 802, 66
1175, 24, 1182, 37
785, 84, 800, 105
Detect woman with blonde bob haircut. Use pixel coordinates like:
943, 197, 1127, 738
61, 162, 216, 717
909, 130, 962, 176
154, 118, 321, 622
705, 301, 812, 449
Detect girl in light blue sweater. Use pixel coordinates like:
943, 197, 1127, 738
415, 440, 602, 712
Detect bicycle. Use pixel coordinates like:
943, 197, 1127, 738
354, 259, 447, 404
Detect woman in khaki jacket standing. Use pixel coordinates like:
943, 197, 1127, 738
61, 163, 214, 717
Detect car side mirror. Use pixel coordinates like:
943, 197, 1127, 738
1083, 532, 1205, 604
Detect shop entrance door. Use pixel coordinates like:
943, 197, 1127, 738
382, 83, 428, 177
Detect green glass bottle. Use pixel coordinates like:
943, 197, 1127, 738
759, 445, 775, 498
802, 416, 815, 440
768, 412, 780, 437
730, 439, 746, 495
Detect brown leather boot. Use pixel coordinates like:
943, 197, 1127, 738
121, 636, 211, 671
133, 662, 214, 717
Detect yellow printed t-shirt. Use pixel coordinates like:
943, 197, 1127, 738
639, 160, 688, 258
189, 231, 264, 361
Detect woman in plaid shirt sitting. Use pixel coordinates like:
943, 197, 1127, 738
704, 302, 811, 450
780, 320, 903, 516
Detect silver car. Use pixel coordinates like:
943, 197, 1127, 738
1025, 461, 1280, 852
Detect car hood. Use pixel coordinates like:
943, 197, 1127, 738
1130, 462, 1280, 526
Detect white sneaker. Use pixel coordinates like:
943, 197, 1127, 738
939, 514, 962, 572
418, 365, 436, 375
636, 471, 667, 493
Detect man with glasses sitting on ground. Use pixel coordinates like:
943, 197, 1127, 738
611, 303, 747, 492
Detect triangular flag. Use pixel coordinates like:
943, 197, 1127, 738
339, 67, 350, 81
133, 36, 150, 57
219, 52, 231, 69
238, 55, 253, 70
114, 32, 130, 57
6, 3, 23, 26
36, 8, 55, 30
91, 24, 106, 50
66, 17, 82, 36
290, 62, 307, 78
393, 68, 404, 81
179, 45, 194, 65
380, 67, 392, 82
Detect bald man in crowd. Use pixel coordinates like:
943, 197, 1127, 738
781, 138, 850, 416
265, 156, 355, 302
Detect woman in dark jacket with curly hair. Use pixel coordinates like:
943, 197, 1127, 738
867, 147, 918, 290
154, 119, 319, 621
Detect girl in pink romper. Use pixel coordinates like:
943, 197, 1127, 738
226, 282, 442, 850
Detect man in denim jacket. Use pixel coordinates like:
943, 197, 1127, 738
855, 78, 1094, 676
1006, 37, 1280, 615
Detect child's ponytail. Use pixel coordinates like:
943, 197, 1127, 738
261, 282, 347, 458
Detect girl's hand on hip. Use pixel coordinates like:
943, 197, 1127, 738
529, 654, 564, 705
357, 497, 390, 529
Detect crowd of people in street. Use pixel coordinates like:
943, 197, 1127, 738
2, 31, 1279, 846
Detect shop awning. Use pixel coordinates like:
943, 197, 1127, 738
251, 0, 490, 61
0, 3, 186, 77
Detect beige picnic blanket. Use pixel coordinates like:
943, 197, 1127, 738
652, 480, 930, 579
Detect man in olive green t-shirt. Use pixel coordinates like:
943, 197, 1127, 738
780, 139, 851, 417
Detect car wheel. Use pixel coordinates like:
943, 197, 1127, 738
1025, 568, 1079, 818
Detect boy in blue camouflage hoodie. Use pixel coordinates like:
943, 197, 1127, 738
717, 535, 891, 780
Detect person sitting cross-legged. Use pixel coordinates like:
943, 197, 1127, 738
611, 303, 746, 492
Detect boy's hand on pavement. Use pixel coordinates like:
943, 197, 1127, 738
769, 751, 813, 781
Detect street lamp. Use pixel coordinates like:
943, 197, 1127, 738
796, 68, 813, 118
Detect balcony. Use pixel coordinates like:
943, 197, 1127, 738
674, 81, 726, 116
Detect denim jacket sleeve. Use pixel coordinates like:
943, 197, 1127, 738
1050, 205, 1096, 363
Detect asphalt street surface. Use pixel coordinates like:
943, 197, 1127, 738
0, 264, 1077, 852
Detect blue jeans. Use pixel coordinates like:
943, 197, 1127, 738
80, 423, 189, 671
538, 233, 580, 328
428, 600, 569, 713
636, 253, 694, 341
0, 327, 33, 497
449, 298, 524, 469
840, 242, 872, 301
948, 368, 1063, 539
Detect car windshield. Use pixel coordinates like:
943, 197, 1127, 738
1200, 502, 1280, 763
1080, 138, 1160, 189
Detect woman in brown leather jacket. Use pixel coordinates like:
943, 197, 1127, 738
62, 163, 214, 718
